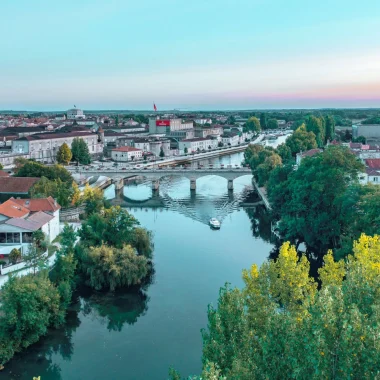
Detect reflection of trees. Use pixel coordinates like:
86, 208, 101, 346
244, 206, 272, 243
80, 269, 154, 332
1, 304, 81, 379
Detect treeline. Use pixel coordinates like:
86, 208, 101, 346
245, 133, 380, 261
14, 158, 103, 208
0, 191, 153, 365
171, 235, 380, 379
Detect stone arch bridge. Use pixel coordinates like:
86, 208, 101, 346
71, 167, 252, 191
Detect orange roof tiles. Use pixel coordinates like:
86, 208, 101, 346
0, 199, 30, 218
13, 196, 61, 212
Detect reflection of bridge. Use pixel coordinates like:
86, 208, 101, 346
72, 167, 252, 191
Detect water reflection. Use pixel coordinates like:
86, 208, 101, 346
79, 272, 154, 332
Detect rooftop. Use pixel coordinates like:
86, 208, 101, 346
112, 146, 142, 152
0, 177, 40, 194
0, 199, 30, 218
13, 196, 61, 212
365, 159, 380, 170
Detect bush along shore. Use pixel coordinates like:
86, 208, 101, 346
0, 188, 154, 366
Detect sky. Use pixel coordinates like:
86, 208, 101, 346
1, 0, 380, 111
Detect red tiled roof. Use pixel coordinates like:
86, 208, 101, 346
0, 199, 30, 218
0, 170, 10, 177
112, 146, 142, 152
301, 149, 322, 157
365, 159, 380, 169
0, 177, 40, 193
13, 196, 61, 212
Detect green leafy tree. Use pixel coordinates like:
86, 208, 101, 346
306, 115, 325, 147
194, 235, 380, 379
23, 231, 48, 275
159, 147, 165, 158
276, 143, 292, 162
132, 228, 154, 259
16, 161, 73, 183
79, 206, 139, 248
260, 113, 267, 129
0, 274, 64, 365
285, 124, 317, 155
9, 248, 21, 265
256, 153, 282, 186
0, 163, 3, 170
266, 118, 279, 130
56, 143, 72, 165
218, 141, 223, 148
268, 146, 365, 257
29, 176, 73, 208
81, 184, 106, 216
324, 115, 336, 143
81, 244, 149, 291
245, 117, 261, 133
184, 147, 188, 154
71, 138, 91, 164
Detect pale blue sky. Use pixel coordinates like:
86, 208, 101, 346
1, 0, 380, 110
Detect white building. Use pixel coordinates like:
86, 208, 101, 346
12, 131, 104, 162
221, 132, 240, 147
179, 138, 217, 154
0, 197, 60, 261
111, 146, 143, 162
149, 118, 194, 134
67, 108, 85, 120
195, 118, 213, 125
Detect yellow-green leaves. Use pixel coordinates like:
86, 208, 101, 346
319, 250, 345, 288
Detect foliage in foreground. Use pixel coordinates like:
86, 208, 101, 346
180, 235, 380, 380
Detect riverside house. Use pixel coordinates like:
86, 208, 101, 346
0, 197, 60, 263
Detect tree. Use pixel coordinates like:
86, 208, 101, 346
268, 146, 365, 258
16, 161, 73, 184
159, 147, 165, 158
79, 206, 140, 248
245, 117, 261, 133
9, 248, 21, 265
266, 118, 279, 130
71, 138, 91, 165
29, 176, 73, 208
353, 135, 366, 144
218, 141, 224, 148
131, 228, 154, 259
81, 184, 106, 216
285, 124, 317, 155
56, 143, 72, 165
324, 115, 335, 143
23, 231, 48, 275
260, 113, 267, 130
0, 274, 64, 365
208, 145, 212, 150
276, 143, 292, 162
306, 115, 325, 147
81, 244, 149, 291
196, 235, 380, 379
0, 163, 3, 170
71, 181, 81, 206
256, 153, 282, 186
184, 147, 188, 154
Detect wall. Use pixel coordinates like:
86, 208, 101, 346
0, 261, 28, 275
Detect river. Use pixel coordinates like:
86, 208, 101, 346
2, 152, 275, 380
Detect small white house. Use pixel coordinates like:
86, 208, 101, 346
0, 197, 60, 262
111, 146, 143, 162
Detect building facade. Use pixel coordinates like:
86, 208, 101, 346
67, 108, 85, 120
111, 146, 143, 162
179, 137, 217, 153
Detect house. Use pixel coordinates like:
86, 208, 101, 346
0, 197, 61, 261
221, 132, 240, 147
179, 137, 217, 153
111, 146, 143, 162
296, 149, 323, 166
0, 177, 40, 202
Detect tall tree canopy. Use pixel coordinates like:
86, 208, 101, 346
56, 143, 72, 165
16, 161, 73, 183
306, 115, 325, 147
266, 118, 279, 130
71, 138, 91, 164
260, 113, 267, 129
268, 146, 365, 258
245, 117, 261, 133
285, 124, 317, 156
190, 235, 380, 380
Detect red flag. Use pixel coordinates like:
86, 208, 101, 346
153, 103, 157, 112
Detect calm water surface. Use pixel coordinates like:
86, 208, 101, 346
2, 153, 274, 380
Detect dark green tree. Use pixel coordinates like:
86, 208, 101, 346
71, 138, 91, 164
260, 113, 267, 129
324, 115, 335, 143
306, 115, 325, 147
266, 118, 279, 130
245, 117, 261, 133
285, 124, 317, 155
159, 147, 165, 158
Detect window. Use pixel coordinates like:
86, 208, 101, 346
22, 232, 33, 243
0, 233, 5, 244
